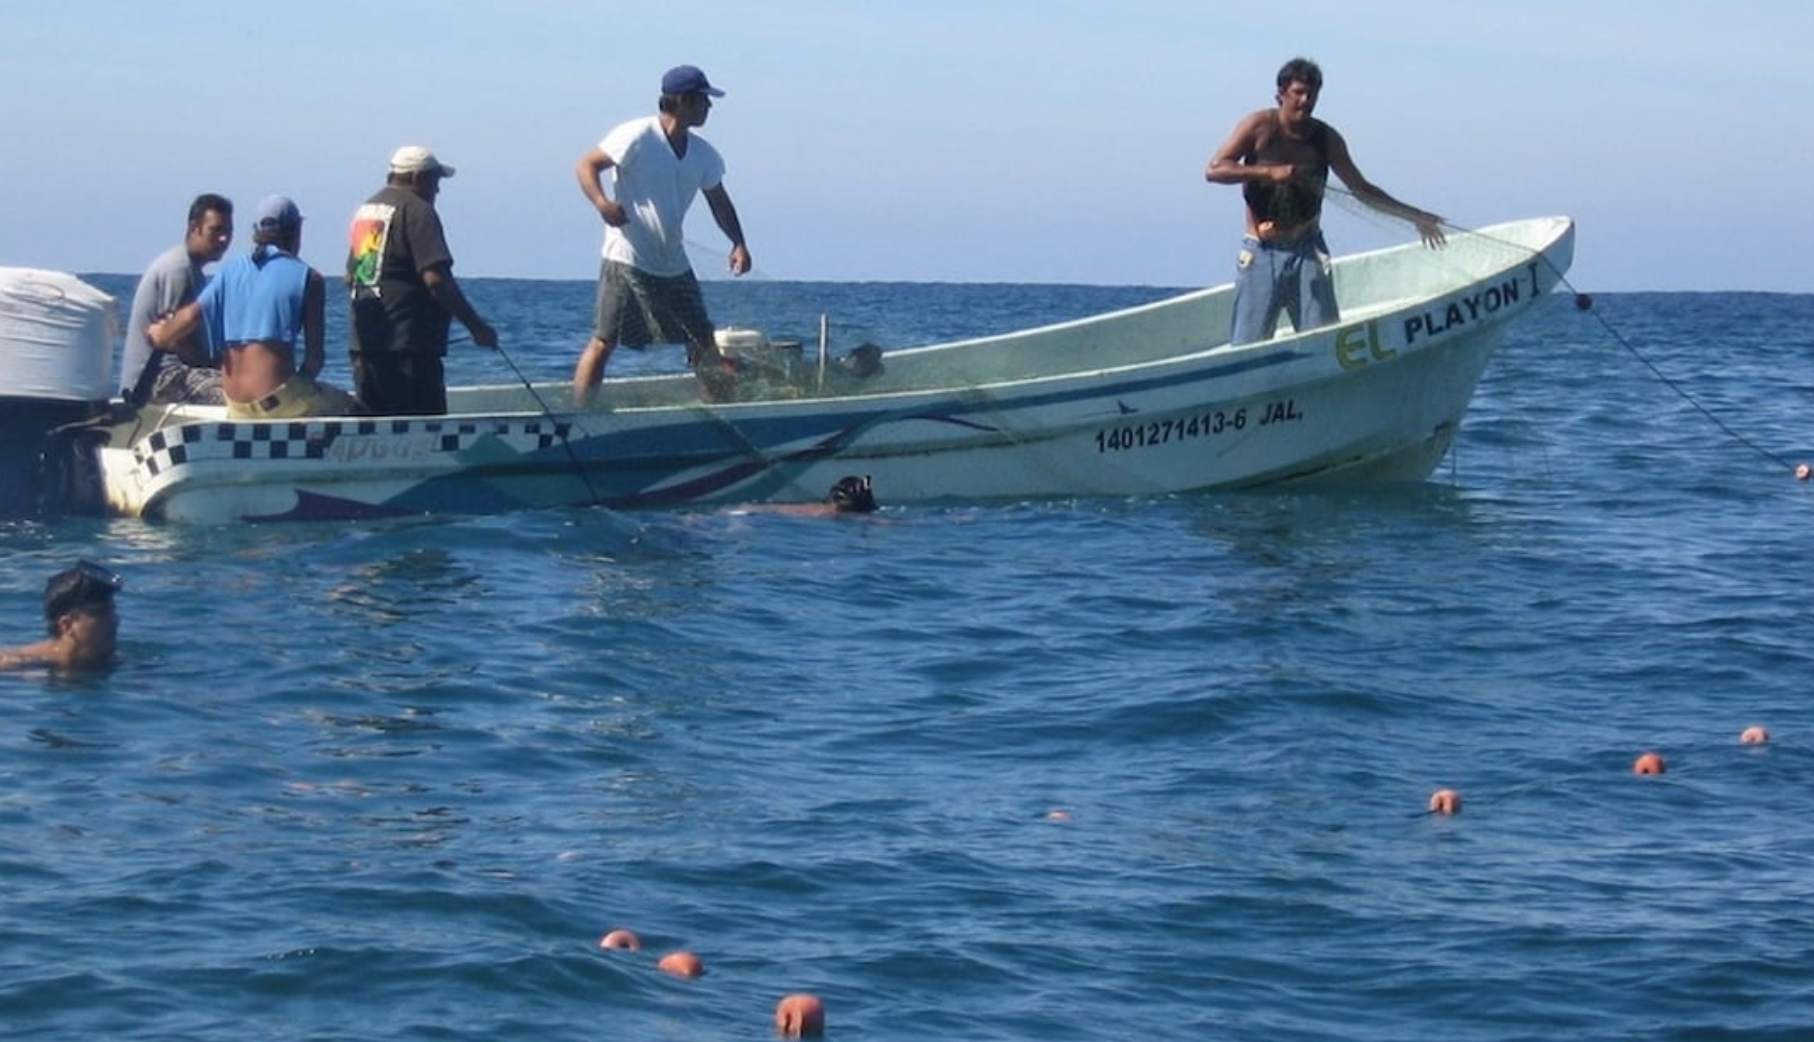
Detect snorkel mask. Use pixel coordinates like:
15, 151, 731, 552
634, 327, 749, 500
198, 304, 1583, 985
827, 475, 877, 514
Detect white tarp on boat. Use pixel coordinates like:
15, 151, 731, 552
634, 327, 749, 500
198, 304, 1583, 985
0, 267, 118, 402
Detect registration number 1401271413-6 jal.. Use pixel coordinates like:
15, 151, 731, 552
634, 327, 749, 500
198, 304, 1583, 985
1093, 399, 1302, 453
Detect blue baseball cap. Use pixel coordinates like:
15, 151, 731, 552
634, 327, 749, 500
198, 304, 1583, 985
254, 195, 303, 234
661, 65, 724, 97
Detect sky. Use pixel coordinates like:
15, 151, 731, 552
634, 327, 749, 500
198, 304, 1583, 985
2, 0, 1810, 292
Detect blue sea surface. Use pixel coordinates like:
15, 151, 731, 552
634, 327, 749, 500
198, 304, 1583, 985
3, 273, 1813, 1041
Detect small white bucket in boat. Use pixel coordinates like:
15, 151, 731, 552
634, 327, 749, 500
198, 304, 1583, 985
713, 327, 768, 359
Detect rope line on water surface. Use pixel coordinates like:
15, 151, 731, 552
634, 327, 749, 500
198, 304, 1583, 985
1562, 301, 1800, 475
1325, 187, 1804, 478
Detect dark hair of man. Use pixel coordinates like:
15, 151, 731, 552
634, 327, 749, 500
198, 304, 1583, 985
41, 568, 116, 636
657, 91, 709, 116
386, 170, 443, 190
188, 193, 233, 226
1276, 57, 1323, 92
253, 224, 299, 249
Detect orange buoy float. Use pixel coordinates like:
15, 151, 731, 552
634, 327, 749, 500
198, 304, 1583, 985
1740, 725, 1770, 745
657, 950, 704, 978
1045, 809, 1072, 823
1428, 788, 1462, 815
598, 929, 642, 951
1796, 463, 1811, 482
775, 993, 826, 1039
1633, 751, 1667, 775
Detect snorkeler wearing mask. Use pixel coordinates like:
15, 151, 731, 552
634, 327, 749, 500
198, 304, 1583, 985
0, 560, 124, 672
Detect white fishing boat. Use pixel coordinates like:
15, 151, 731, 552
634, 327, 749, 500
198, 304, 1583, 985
20, 216, 1573, 523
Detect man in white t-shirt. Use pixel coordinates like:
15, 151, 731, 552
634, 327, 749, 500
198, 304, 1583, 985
572, 64, 752, 405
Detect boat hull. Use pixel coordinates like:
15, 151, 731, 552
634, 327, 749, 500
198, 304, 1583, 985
94, 217, 1574, 522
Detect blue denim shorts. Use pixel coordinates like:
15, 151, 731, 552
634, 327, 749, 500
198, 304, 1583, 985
1229, 233, 1339, 346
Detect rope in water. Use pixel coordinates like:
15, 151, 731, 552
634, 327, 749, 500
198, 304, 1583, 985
1324, 187, 1803, 477
500, 344, 607, 507
449, 334, 605, 507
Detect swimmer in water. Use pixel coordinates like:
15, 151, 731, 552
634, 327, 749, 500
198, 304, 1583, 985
825, 474, 877, 514
729, 475, 879, 517
0, 560, 123, 673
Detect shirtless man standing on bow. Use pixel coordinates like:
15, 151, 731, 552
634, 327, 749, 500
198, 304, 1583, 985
1205, 57, 1445, 345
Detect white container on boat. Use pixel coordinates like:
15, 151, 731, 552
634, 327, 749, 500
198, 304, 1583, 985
0, 267, 119, 402
714, 327, 768, 359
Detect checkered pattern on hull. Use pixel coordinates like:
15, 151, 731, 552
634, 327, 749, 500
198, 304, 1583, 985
133, 418, 572, 479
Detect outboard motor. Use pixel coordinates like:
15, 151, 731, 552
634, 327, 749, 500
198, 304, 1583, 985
0, 268, 117, 518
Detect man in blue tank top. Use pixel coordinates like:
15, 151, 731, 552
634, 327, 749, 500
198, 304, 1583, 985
150, 196, 360, 419
1206, 57, 1446, 345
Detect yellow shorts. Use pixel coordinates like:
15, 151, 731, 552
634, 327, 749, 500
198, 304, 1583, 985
226, 376, 363, 420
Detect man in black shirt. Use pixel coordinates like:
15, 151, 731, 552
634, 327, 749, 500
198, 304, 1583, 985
346, 145, 498, 415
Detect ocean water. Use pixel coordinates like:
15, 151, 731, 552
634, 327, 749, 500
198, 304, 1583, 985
2, 272, 1813, 1041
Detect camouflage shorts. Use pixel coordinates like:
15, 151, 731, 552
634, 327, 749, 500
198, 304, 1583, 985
146, 356, 225, 406
591, 260, 714, 356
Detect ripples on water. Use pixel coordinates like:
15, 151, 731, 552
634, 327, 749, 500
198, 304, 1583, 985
1, 286, 1812, 1040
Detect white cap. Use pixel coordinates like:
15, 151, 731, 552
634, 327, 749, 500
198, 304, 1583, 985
388, 145, 456, 178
